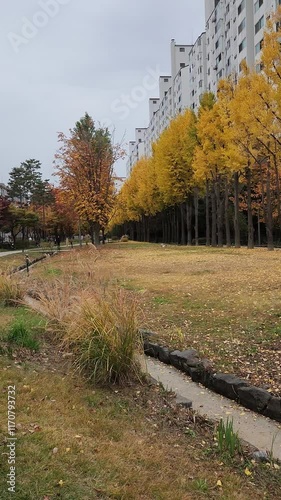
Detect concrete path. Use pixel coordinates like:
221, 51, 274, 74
144, 357, 281, 461
0, 250, 22, 257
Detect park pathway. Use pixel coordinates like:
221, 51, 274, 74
143, 357, 281, 461
0, 250, 22, 257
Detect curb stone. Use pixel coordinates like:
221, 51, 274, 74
10, 252, 56, 275
141, 334, 281, 423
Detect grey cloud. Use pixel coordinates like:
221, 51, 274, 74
0, 0, 204, 184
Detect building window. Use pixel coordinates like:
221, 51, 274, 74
239, 37, 246, 52
180, 63, 185, 68
254, 0, 263, 13
179, 47, 185, 52
238, 18, 246, 34
216, 52, 222, 64
164, 78, 169, 82
238, 0, 245, 15
255, 39, 263, 55
255, 16, 264, 34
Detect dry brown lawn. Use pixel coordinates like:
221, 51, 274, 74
28, 242, 281, 396
0, 245, 281, 498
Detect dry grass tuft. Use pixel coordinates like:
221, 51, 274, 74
0, 274, 24, 306
62, 289, 142, 384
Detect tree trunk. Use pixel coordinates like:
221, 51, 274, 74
186, 198, 192, 245
194, 189, 199, 246
234, 171, 241, 248
206, 179, 210, 246
274, 154, 281, 229
225, 182, 231, 247
147, 217, 151, 242
211, 184, 217, 247
215, 179, 224, 248
93, 222, 100, 246
180, 203, 186, 245
246, 164, 254, 249
266, 161, 274, 251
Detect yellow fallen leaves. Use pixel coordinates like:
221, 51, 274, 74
57, 480, 64, 487
216, 480, 223, 487
244, 467, 252, 477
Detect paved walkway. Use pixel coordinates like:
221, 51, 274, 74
143, 357, 281, 461
0, 250, 23, 257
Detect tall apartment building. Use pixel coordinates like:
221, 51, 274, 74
126, 37, 206, 174
206, 0, 281, 93
127, 0, 281, 176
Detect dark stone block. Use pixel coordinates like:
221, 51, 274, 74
175, 396, 192, 408
263, 397, 281, 422
158, 346, 171, 365
189, 367, 203, 383
211, 373, 249, 400
201, 359, 213, 372
143, 341, 160, 358
170, 349, 200, 371
189, 367, 213, 386
238, 386, 272, 412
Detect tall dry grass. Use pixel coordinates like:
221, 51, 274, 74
0, 274, 24, 306
63, 289, 141, 384
33, 269, 142, 384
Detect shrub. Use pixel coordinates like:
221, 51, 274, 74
120, 235, 129, 242
0, 275, 24, 307
63, 290, 141, 384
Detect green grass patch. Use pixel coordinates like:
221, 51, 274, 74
0, 306, 46, 353
153, 296, 172, 305
44, 267, 63, 277
6, 320, 40, 351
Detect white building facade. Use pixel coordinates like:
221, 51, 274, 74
127, 0, 281, 175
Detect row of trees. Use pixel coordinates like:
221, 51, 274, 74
112, 10, 281, 250
0, 160, 79, 246
1, 115, 123, 246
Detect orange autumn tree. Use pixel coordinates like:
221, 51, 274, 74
44, 187, 79, 238
55, 113, 124, 245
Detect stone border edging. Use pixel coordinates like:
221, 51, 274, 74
141, 332, 281, 423
10, 252, 57, 275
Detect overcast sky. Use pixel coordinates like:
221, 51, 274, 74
0, 0, 205, 185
